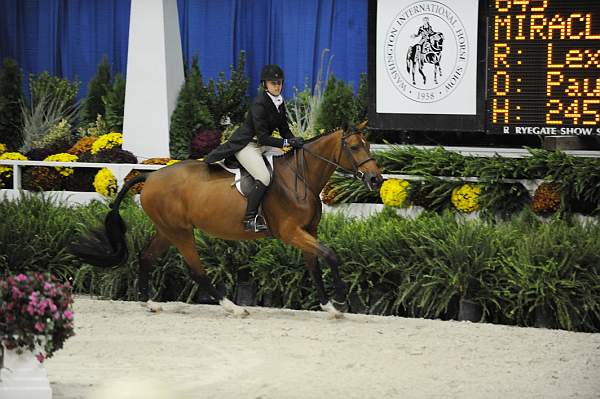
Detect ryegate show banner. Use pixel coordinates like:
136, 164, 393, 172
376, 0, 479, 115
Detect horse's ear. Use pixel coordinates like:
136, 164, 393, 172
356, 120, 368, 131
341, 121, 349, 132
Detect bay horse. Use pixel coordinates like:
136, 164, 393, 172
407, 32, 444, 85
71, 123, 383, 318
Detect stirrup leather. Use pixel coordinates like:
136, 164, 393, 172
243, 214, 268, 232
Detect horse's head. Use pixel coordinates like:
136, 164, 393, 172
337, 121, 384, 191
431, 32, 444, 49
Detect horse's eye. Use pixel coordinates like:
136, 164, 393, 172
350, 145, 360, 151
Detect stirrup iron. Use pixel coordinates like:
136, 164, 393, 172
244, 214, 268, 233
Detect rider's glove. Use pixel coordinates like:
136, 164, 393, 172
288, 137, 305, 148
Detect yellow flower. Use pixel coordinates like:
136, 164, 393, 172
91, 132, 123, 154
0, 152, 28, 176
43, 153, 78, 177
166, 159, 181, 166
379, 179, 410, 207
0, 143, 6, 155
451, 184, 481, 213
93, 168, 117, 197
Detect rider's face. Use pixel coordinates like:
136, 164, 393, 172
265, 80, 283, 96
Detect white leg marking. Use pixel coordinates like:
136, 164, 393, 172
220, 298, 250, 317
141, 300, 163, 313
320, 301, 344, 319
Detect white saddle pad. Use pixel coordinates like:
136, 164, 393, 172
215, 147, 283, 195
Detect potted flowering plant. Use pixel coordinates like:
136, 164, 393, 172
0, 272, 75, 363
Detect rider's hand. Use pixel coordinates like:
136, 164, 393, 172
288, 137, 305, 148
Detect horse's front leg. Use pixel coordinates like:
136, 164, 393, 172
288, 228, 346, 318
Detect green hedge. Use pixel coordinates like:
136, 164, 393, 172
1, 195, 599, 332
328, 146, 600, 217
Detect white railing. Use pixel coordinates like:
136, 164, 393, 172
0, 160, 164, 190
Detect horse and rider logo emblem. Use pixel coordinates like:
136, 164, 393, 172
384, 1, 469, 103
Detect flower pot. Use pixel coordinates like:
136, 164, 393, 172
261, 290, 282, 308
348, 291, 368, 314
458, 298, 483, 322
235, 280, 257, 306
368, 288, 390, 315
0, 344, 52, 399
534, 304, 555, 329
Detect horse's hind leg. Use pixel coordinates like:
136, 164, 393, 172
165, 228, 249, 317
138, 231, 171, 302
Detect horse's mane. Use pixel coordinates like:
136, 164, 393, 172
273, 128, 344, 160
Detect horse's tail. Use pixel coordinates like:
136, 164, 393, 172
406, 46, 413, 73
69, 174, 148, 268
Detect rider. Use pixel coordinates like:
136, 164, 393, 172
411, 16, 435, 48
204, 64, 304, 232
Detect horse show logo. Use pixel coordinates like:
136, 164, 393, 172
384, 1, 469, 103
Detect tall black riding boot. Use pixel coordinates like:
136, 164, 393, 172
243, 180, 268, 232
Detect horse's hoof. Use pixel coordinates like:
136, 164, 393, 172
321, 301, 344, 319
141, 300, 163, 313
220, 298, 250, 317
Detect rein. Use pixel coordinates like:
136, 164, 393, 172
284, 131, 375, 201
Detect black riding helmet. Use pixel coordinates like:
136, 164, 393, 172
260, 64, 284, 81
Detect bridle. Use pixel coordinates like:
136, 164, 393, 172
301, 130, 375, 180
287, 130, 375, 201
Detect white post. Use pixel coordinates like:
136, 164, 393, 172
122, 0, 184, 160
0, 345, 52, 399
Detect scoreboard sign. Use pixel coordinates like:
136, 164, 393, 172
488, 0, 600, 135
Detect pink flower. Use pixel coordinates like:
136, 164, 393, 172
15, 274, 27, 282
38, 299, 49, 315
34, 322, 45, 332
35, 353, 45, 363
29, 292, 39, 304
63, 310, 74, 320
27, 303, 36, 316
11, 286, 23, 299
49, 302, 57, 313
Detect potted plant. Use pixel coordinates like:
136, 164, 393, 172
0, 272, 75, 398
402, 214, 503, 322
495, 218, 600, 331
